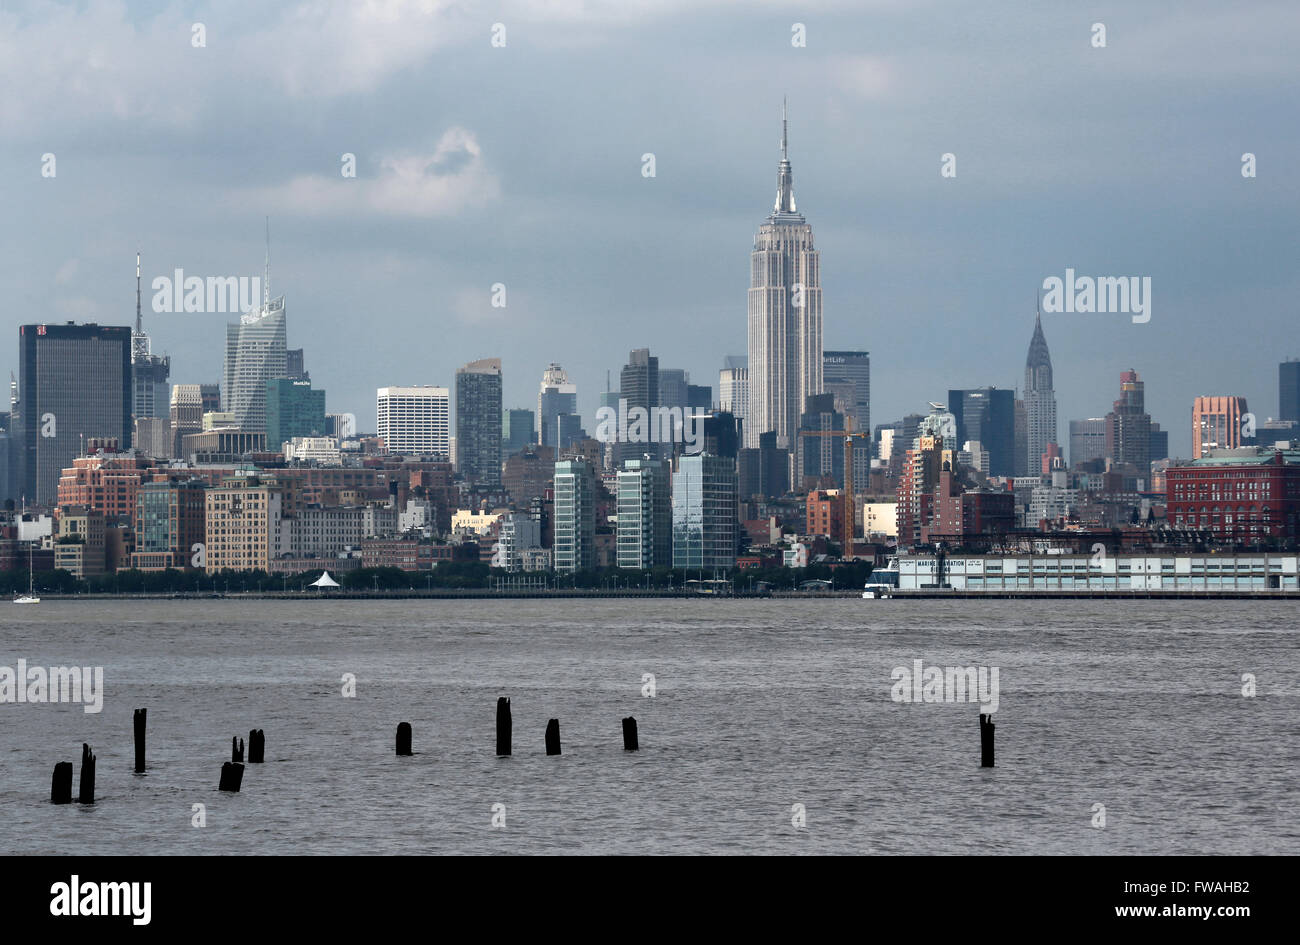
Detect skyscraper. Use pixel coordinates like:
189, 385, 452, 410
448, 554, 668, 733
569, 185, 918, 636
131, 253, 170, 420
719, 355, 749, 422
553, 458, 596, 573
618, 348, 659, 466
223, 293, 286, 434
1105, 370, 1151, 474
376, 386, 450, 456
285, 348, 308, 382
1069, 418, 1107, 467
455, 358, 503, 489
823, 350, 870, 492
17, 322, 133, 506
797, 393, 845, 489
1280, 359, 1300, 422
948, 388, 1016, 478
616, 457, 672, 569
1192, 396, 1248, 458
747, 102, 823, 449
537, 363, 578, 449
502, 408, 536, 458
1023, 308, 1057, 475
822, 351, 869, 435
672, 453, 737, 571
266, 377, 326, 451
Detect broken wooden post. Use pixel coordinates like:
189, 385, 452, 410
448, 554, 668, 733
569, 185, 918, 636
219, 761, 244, 792
51, 762, 73, 804
248, 729, 264, 763
396, 722, 412, 756
545, 718, 561, 756
980, 713, 995, 767
232, 736, 244, 763
622, 716, 639, 751
78, 743, 95, 804
496, 697, 511, 756
133, 708, 147, 773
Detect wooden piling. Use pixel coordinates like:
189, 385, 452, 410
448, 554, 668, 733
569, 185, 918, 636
545, 718, 561, 756
622, 716, 639, 751
133, 708, 147, 773
219, 761, 244, 792
232, 736, 244, 763
78, 743, 95, 804
396, 722, 412, 756
496, 697, 511, 756
248, 729, 264, 764
51, 762, 73, 804
980, 713, 995, 768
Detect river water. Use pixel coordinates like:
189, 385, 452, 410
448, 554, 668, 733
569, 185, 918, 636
1, 598, 1296, 854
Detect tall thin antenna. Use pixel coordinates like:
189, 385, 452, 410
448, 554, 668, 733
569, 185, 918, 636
135, 251, 142, 334
781, 96, 788, 160
264, 216, 271, 306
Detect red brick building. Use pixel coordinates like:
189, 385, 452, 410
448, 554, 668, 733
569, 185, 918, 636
805, 489, 845, 544
1165, 450, 1300, 542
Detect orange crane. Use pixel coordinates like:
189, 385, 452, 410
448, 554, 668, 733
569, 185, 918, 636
799, 422, 871, 556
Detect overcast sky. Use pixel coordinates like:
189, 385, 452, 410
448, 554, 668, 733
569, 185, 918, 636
3, 0, 1298, 458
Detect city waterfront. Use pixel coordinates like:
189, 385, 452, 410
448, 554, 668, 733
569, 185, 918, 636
2, 598, 1295, 855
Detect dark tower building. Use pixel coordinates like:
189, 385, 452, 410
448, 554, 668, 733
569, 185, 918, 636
1280, 359, 1300, 422
618, 348, 659, 467
1105, 369, 1151, 475
455, 358, 503, 490
947, 387, 1015, 478
18, 322, 133, 507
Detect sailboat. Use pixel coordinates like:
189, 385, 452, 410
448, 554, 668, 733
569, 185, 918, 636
14, 539, 39, 604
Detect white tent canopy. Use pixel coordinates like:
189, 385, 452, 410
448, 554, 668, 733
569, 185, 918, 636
310, 571, 340, 588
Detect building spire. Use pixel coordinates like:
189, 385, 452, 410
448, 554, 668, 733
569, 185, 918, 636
135, 251, 142, 334
264, 216, 271, 306
774, 98, 796, 214
131, 251, 150, 361
781, 96, 788, 161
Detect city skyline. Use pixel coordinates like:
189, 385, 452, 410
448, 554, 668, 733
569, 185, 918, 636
4, 3, 1299, 460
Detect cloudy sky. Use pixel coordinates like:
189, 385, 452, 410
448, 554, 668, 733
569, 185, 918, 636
2, 0, 1297, 458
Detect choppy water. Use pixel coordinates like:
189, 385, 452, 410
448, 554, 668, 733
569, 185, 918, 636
1, 598, 1296, 855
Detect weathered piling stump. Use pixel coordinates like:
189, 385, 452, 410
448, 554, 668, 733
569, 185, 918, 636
248, 729, 264, 763
232, 736, 244, 763
622, 716, 639, 751
219, 761, 244, 792
496, 697, 511, 756
133, 708, 147, 773
78, 743, 96, 804
545, 718, 561, 756
396, 722, 412, 756
51, 762, 73, 804
979, 713, 995, 768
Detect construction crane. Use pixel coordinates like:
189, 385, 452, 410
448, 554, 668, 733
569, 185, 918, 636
799, 421, 871, 557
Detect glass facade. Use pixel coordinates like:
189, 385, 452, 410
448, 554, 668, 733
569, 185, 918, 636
553, 459, 595, 572
19, 323, 133, 506
672, 453, 737, 571
617, 458, 671, 569
455, 359, 503, 489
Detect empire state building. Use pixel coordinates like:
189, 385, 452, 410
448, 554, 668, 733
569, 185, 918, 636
746, 102, 823, 449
